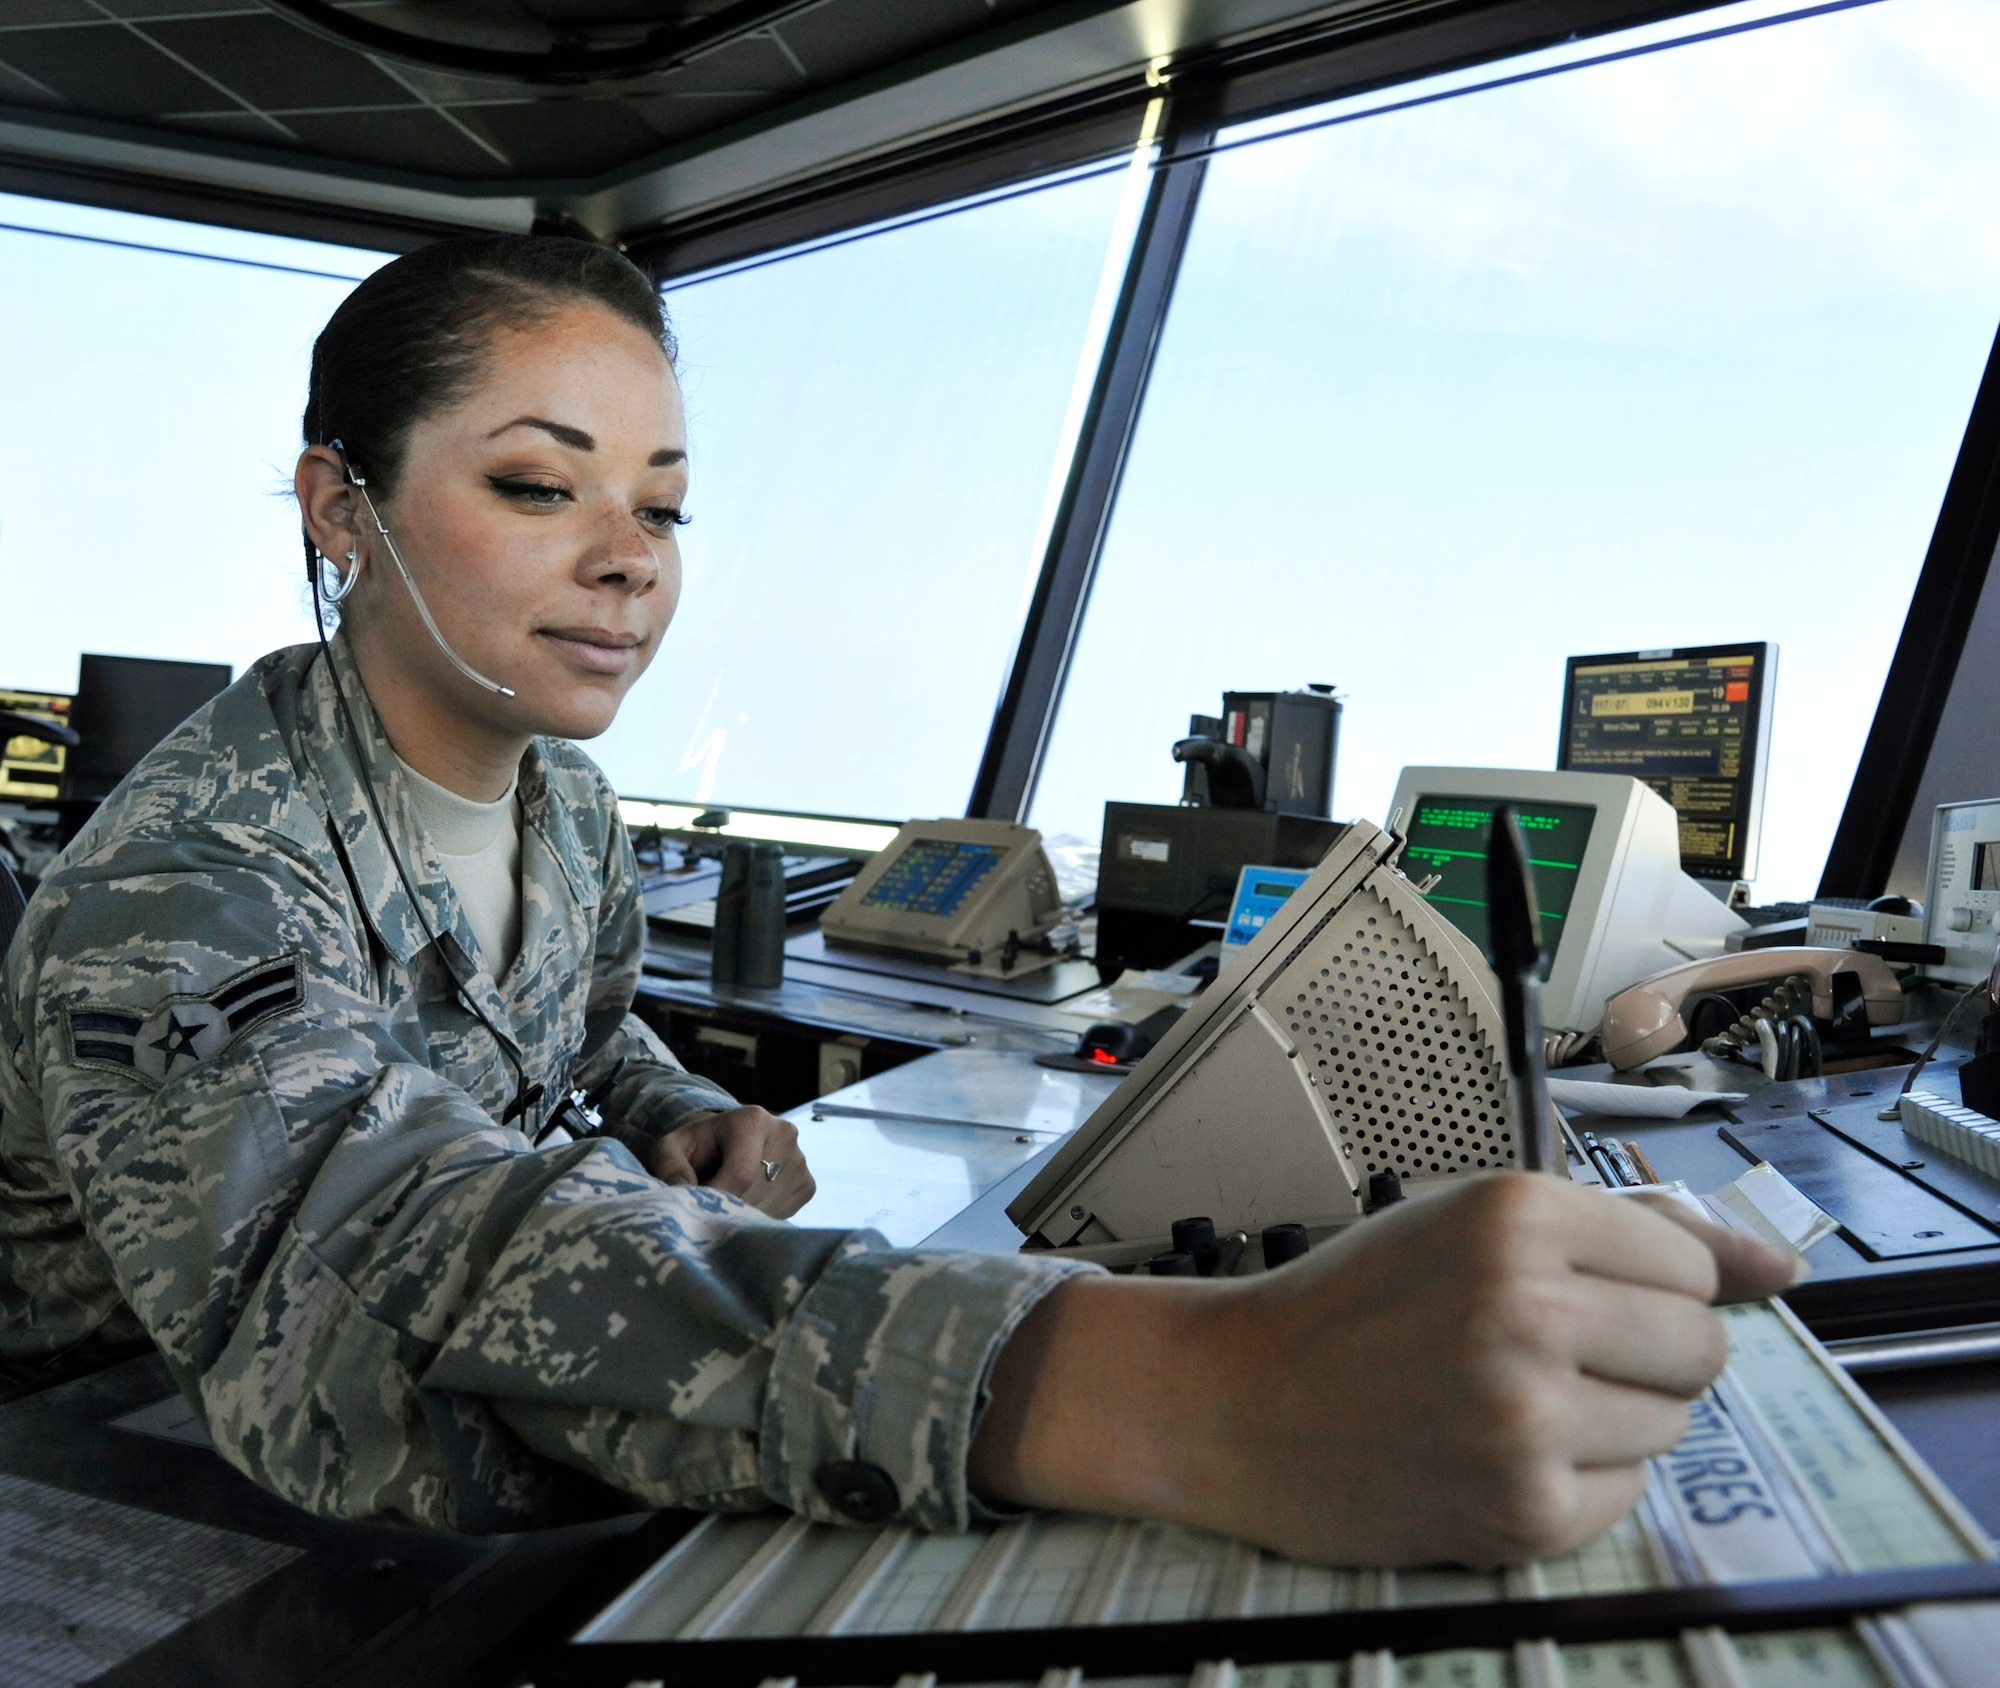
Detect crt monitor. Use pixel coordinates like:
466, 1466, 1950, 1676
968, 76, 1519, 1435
1557, 642, 1776, 884
66, 654, 232, 802
1388, 768, 1746, 1037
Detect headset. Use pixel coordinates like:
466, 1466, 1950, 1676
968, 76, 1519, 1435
324, 442, 514, 699
306, 440, 546, 1133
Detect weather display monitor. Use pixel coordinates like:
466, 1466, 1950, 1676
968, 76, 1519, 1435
1401, 797, 1597, 981
1558, 642, 1774, 882
859, 837, 1007, 918
0, 688, 72, 800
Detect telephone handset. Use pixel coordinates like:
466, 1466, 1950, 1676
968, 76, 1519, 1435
1600, 946, 1904, 1071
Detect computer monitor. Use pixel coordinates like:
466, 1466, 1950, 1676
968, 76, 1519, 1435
1388, 767, 1746, 1036
66, 655, 232, 801
1557, 642, 1776, 884
0, 689, 73, 800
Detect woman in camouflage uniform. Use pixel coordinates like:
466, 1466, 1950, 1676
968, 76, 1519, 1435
0, 237, 1796, 1567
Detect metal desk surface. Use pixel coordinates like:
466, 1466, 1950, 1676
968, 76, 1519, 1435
639, 930, 1109, 1048
1556, 1048, 2000, 1340
785, 1048, 1123, 1246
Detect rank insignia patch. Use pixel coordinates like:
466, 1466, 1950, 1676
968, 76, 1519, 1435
67, 956, 304, 1084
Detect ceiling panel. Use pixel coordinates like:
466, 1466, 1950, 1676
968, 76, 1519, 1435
460, 93, 669, 177
0, 1, 98, 24
96, 0, 253, 16
144, 14, 415, 110
282, 104, 515, 174
0, 0, 1729, 265
0, 21, 231, 118
0, 0, 1084, 189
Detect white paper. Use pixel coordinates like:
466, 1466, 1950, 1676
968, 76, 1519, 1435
1546, 1078, 1748, 1119
1704, 1160, 1842, 1254
1650, 1391, 1821, 1583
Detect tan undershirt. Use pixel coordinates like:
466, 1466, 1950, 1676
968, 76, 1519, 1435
397, 756, 523, 978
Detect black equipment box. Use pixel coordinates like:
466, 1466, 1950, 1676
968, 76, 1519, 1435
1095, 801, 1345, 973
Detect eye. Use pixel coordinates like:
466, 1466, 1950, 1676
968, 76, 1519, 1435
640, 504, 691, 532
488, 476, 571, 509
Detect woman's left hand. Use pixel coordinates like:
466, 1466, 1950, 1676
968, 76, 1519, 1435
649, 1106, 815, 1218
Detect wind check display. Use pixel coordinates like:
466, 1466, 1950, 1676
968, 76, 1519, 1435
1559, 643, 1774, 883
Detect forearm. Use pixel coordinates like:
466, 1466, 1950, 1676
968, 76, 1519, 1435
971, 1178, 1803, 1571
969, 1273, 1231, 1525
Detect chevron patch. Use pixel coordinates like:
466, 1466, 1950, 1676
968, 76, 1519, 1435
66, 956, 304, 1085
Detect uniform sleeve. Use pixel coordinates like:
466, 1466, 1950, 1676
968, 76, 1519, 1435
26, 824, 1094, 1534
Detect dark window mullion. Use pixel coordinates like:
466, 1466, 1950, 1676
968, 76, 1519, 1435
967, 87, 1220, 823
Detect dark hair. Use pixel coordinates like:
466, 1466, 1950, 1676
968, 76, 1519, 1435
304, 234, 673, 501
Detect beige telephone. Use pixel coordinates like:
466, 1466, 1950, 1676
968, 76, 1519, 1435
1599, 947, 1903, 1071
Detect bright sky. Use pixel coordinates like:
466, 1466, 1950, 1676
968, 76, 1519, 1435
586, 159, 1142, 820
1031, 0, 2000, 897
0, 200, 385, 692
2, 0, 1997, 901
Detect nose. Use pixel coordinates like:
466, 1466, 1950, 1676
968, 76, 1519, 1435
579, 506, 665, 597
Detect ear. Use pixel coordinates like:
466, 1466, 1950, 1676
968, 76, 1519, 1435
296, 447, 366, 569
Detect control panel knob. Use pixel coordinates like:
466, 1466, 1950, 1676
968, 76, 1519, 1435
1367, 1171, 1405, 1211
1949, 907, 1978, 932
1146, 1251, 1197, 1276
1261, 1223, 1309, 1269
1171, 1216, 1218, 1275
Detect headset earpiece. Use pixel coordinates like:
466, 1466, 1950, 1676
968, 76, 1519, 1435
321, 438, 513, 698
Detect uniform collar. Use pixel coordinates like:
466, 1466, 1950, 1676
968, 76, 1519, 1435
300, 632, 439, 971
298, 637, 593, 1042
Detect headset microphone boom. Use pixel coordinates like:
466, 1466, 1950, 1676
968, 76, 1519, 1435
329, 440, 515, 699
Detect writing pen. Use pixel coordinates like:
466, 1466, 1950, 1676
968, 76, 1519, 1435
1484, 803, 1556, 1173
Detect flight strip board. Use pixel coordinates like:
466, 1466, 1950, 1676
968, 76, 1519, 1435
573, 1301, 1989, 1653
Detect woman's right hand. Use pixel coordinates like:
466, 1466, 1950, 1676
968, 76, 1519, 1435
969, 1172, 1800, 1568
649, 1105, 816, 1219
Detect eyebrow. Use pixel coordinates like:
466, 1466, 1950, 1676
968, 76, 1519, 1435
488, 415, 594, 449
486, 416, 685, 468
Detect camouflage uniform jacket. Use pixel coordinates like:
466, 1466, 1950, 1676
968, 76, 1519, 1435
0, 634, 1087, 1533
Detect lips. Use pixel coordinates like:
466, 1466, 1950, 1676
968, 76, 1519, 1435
538, 628, 642, 676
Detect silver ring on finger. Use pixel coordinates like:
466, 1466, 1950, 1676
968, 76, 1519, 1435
762, 1159, 781, 1182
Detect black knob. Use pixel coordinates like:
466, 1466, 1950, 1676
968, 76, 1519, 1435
1261, 1223, 1309, 1269
1146, 1251, 1198, 1277
1367, 1172, 1404, 1212
1171, 1216, 1218, 1274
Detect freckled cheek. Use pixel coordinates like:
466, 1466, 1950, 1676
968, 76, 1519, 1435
651, 552, 685, 633
422, 503, 543, 603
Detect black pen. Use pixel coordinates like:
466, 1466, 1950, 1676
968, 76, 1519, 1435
1580, 1130, 1626, 1188
1485, 803, 1556, 1173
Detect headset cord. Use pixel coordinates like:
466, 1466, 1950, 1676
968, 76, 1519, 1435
308, 569, 544, 1130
